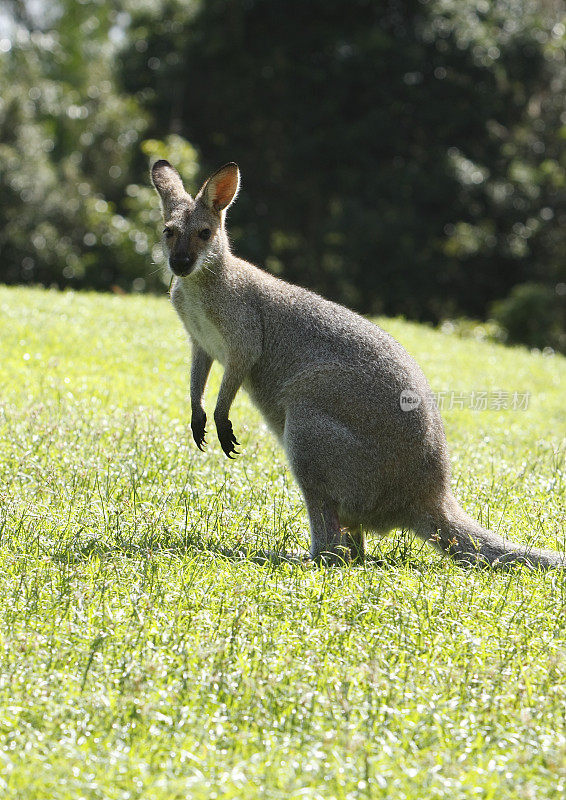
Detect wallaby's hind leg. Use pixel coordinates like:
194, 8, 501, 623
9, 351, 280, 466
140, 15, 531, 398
304, 495, 341, 560
344, 525, 365, 561
284, 403, 368, 563
302, 493, 364, 563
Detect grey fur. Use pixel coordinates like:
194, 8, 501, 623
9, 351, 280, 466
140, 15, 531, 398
151, 160, 565, 569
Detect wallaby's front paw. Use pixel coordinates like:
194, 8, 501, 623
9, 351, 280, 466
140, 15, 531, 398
191, 409, 207, 451
216, 418, 240, 458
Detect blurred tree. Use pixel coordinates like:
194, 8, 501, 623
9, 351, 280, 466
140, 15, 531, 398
121, 0, 566, 348
0, 0, 187, 292
491, 282, 565, 351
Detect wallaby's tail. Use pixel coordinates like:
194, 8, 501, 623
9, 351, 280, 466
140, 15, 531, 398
418, 497, 565, 570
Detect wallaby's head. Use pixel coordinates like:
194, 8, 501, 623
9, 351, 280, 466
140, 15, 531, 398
151, 160, 240, 277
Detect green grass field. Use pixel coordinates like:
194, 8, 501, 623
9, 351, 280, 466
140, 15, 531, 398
0, 285, 565, 799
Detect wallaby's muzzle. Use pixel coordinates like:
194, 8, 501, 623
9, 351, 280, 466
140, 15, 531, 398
170, 256, 193, 277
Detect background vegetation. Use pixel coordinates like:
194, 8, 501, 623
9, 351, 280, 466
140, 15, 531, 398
0, 0, 564, 349
0, 285, 564, 798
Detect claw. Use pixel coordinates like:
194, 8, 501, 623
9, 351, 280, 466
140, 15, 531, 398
217, 418, 240, 458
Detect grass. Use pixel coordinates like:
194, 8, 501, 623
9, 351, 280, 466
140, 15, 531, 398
0, 284, 565, 799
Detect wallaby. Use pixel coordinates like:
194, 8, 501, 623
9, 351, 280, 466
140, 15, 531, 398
150, 159, 564, 569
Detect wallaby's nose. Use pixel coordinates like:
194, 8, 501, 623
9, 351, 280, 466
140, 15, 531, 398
170, 257, 192, 277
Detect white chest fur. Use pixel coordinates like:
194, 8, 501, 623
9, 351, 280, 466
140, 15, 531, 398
170, 278, 227, 364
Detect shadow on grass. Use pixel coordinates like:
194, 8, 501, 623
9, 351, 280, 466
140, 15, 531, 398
51, 531, 429, 571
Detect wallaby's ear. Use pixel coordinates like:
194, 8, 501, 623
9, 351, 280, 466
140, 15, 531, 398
199, 163, 240, 213
151, 159, 187, 215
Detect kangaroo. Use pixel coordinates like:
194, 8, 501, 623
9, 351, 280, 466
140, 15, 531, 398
151, 159, 564, 569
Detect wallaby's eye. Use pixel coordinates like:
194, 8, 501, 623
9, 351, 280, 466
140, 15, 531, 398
163, 227, 174, 239
199, 228, 212, 241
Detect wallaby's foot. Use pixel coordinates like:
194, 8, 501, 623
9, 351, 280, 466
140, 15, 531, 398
340, 526, 365, 562
191, 408, 207, 451
243, 548, 312, 566
283, 550, 316, 566
295, 483, 365, 566
310, 528, 366, 566
215, 417, 240, 458
312, 549, 354, 567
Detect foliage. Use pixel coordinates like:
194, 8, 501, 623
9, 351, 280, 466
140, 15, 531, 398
121, 0, 566, 340
0, 0, 174, 292
491, 281, 566, 352
0, 286, 565, 798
